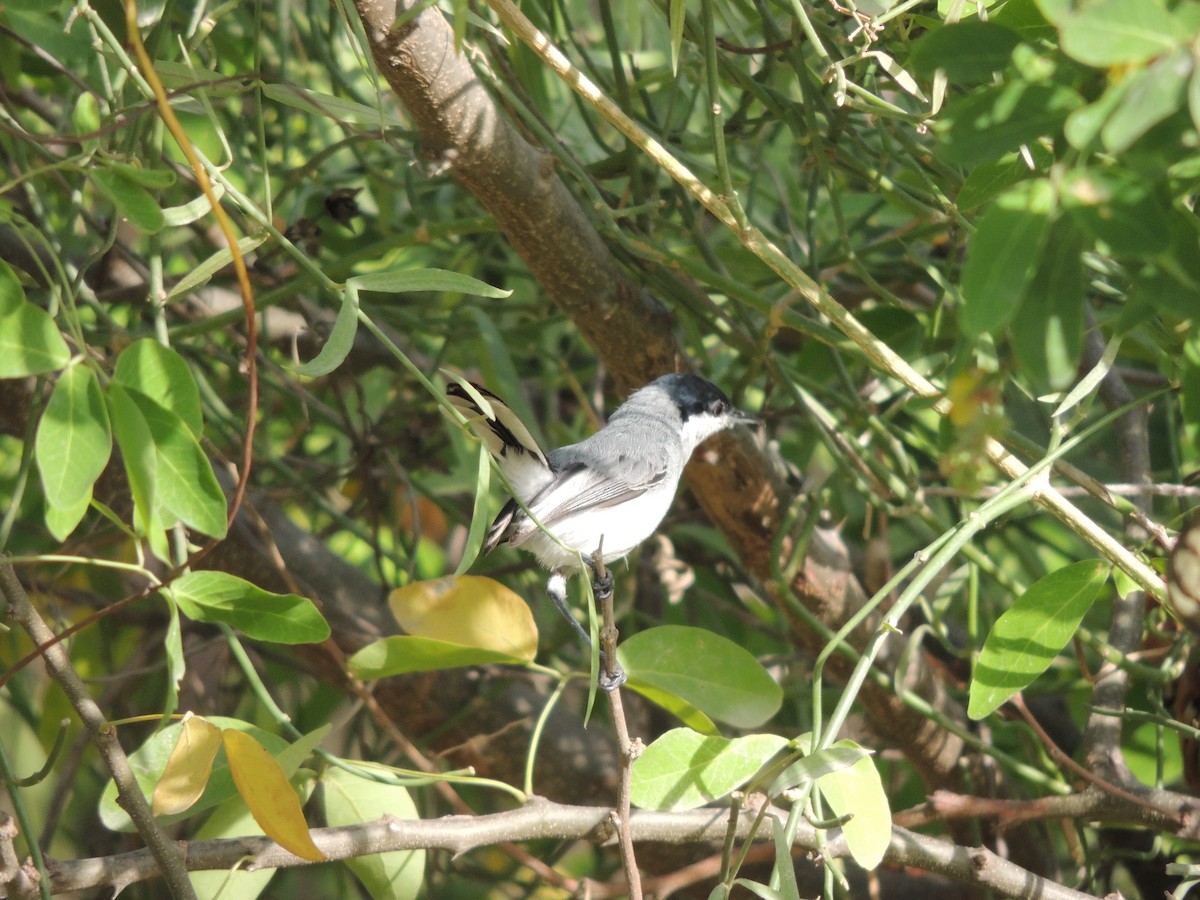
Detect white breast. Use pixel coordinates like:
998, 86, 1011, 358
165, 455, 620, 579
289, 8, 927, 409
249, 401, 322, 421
518, 483, 678, 571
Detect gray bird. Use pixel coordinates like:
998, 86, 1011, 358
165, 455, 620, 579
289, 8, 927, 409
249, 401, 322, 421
448, 373, 756, 687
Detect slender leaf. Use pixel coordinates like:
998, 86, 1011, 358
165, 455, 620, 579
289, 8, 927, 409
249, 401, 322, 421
35, 361, 111, 540
969, 559, 1109, 718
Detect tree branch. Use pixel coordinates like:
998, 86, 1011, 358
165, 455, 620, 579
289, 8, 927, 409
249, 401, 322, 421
31, 797, 1103, 900
0, 563, 196, 900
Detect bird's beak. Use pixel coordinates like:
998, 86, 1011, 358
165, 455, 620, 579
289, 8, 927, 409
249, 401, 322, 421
732, 408, 759, 427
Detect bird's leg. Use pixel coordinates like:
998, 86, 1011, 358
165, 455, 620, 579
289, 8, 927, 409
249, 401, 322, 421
545, 570, 626, 691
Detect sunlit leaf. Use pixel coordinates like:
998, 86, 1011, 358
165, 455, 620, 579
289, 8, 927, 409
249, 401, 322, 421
388, 575, 537, 660
92, 166, 165, 234
0, 260, 70, 376
153, 714, 223, 816
630, 728, 787, 811
222, 729, 325, 862
114, 339, 204, 436
172, 571, 330, 644
125, 389, 227, 539
1058, 0, 1181, 66
100, 718, 290, 832
323, 764, 425, 899
347, 635, 530, 679
816, 742, 891, 870
960, 179, 1055, 337
969, 559, 1109, 719
35, 361, 111, 540
349, 268, 510, 298
619, 626, 781, 728
106, 381, 157, 537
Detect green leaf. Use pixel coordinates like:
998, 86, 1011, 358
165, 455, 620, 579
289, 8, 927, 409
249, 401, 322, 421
114, 339, 204, 436
909, 21, 1021, 84
630, 728, 788, 811
969, 559, 1109, 719
669, 0, 685, 75
1011, 217, 1085, 391
171, 571, 330, 644
323, 765, 425, 899
347, 635, 529, 679
768, 745, 871, 795
295, 286, 359, 377
164, 234, 268, 302
35, 362, 112, 540
1059, 0, 1181, 67
936, 82, 1080, 166
92, 167, 165, 234
125, 388, 227, 539
260, 83, 409, 128
105, 161, 177, 190
1060, 168, 1163, 256
106, 382, 157, 537
0, 260, 71, 376
618, 626, 782, 728
348, 267, 511, 298
1100, 49, 1191, 154
0, 258, 22, 317
960, 179, 1055, 337
815, 743, 891, 870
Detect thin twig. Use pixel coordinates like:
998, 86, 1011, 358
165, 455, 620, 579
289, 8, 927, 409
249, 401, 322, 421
592, 548, 643, 900
0, 562, 197, 899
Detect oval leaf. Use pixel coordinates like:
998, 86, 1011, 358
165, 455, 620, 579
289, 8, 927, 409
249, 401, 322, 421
960, 179, 1055, 337
0, 261, 70, 375
348, 635, 529, 679
153, 714, 223, 816
100, 718, 291, 832
618, 626, 781, 728
323, 764, 425, 899
114, 339, 204, 436
35, 361, 112, 540
630, 727, 788, 812
124, 389, 228, 539
388, 575, 537, 660
816, 742, 892, 870
106, 382, 157, 537
172, 571, 330, 644
969, 559, 1109, 719
222, 729, 325, 862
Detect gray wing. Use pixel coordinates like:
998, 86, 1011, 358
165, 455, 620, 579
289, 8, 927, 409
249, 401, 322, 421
484, 444, 670, 551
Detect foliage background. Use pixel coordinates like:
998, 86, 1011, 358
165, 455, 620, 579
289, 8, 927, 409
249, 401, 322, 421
1, 0, 1198, 896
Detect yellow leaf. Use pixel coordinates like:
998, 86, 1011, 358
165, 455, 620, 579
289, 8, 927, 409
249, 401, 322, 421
221, 729, 325, 862
388, 575, 537, 660
153, 714, 222, 816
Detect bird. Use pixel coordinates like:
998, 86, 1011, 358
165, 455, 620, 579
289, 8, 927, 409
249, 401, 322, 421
448, 372, 756, 688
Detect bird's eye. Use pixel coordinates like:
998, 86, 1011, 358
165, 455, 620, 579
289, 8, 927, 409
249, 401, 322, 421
710, 399, 726, 415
